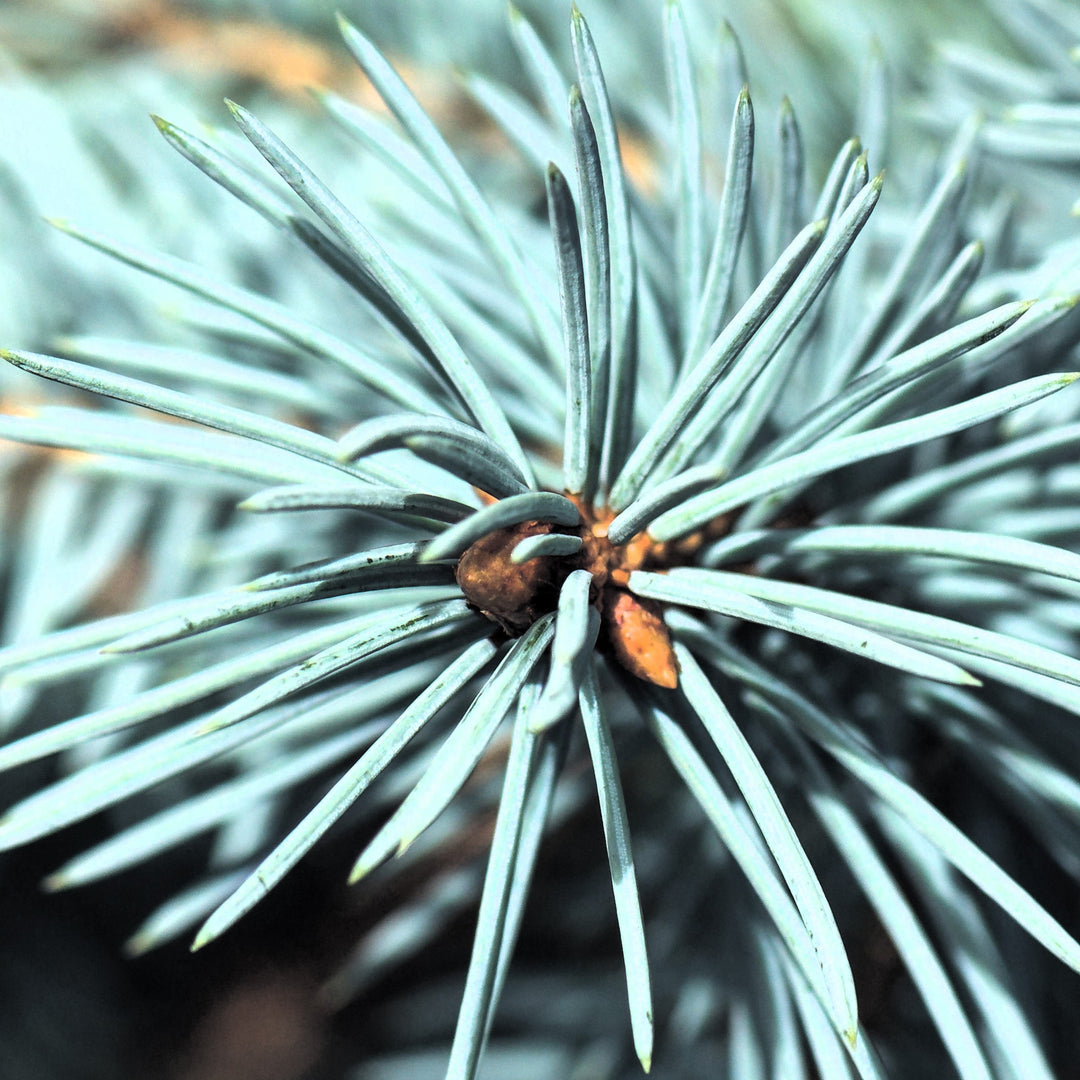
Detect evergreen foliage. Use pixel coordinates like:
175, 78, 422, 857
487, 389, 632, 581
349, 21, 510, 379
2, 3, 1080, 1076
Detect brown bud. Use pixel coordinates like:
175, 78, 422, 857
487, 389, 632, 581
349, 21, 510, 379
602, 589, 679, 689
455, 520, 556, 635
